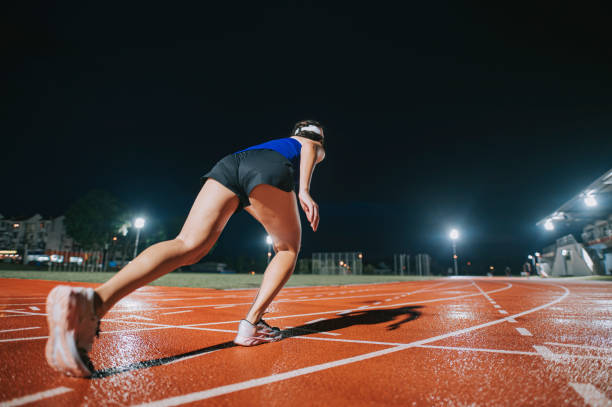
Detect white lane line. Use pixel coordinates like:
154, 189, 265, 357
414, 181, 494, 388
166, 350, 221, 366
28, 306, 40, 311
357, 306, 369, 309
507, 317, 517, 323
213, 305, 235, 309
0, 327, 40, 334
533, 345, 566, 363
119, 315, 154, 321
493, 305, 501, 309
336, 310, 352, 316
130, 283, 569, 407
305, 318, 326, 325
472, 281, 494, 302
418, 344, 538, 356
373, 302, 382, 305
569, 383, 612, 407
0, 386, 72, 407
161, 310, 193, 316
384, 299, 392, 302
2, 310, 45, 316
0, 336, 48, 343
498, 310, 509, 315
516, 327, 532, 336
545, 342, 612, 352
0, 303, 45, 306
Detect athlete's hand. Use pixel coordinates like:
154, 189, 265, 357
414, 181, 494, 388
299, 190, 320, 231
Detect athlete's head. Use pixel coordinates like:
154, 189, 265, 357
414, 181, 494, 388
292, 120, 325, 146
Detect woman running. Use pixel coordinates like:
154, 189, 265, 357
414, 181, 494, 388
45, 120, 326, 377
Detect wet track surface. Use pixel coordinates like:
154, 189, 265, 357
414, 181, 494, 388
0, 278, 610, 406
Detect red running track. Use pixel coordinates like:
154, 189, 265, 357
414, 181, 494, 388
0, 277, 610, 406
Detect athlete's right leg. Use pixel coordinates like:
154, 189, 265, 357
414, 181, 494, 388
245, 185, 301, 325
45, 179, 238, 376
95, 179, 239, 318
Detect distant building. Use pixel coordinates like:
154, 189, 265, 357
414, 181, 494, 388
0, 214, 75, 260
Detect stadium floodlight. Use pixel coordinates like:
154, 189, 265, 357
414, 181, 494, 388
584, 194, 597, 207
133, 217, 146, 259
266, 235, 273, 245
527, 254, 533, 260
544, 219, 554, 231
449, 229, 459, 240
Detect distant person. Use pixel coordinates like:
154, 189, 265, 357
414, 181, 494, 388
45, 120, 326, 377
504, 266, 511, 277
522, 262, 531, 277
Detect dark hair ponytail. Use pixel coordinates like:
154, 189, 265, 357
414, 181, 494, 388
291, 120, 325, 146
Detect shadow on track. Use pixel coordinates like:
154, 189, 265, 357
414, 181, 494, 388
284, 306, 423, 338
91, 341, 236, 379
91, 306, 421, 379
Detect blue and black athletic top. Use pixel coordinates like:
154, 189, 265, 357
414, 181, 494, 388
236, 137, 302, 171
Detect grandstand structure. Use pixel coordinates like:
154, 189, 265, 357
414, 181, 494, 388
312, 252, 363, 275
536, 168, 612, 276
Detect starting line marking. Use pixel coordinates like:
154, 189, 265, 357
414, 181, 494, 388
569, 383, 611, 407
0, 386, 73, 407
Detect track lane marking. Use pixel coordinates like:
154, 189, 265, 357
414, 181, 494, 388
130, 283, 569, 406
109, 281, 461, 313
161, 310, 193, 316
569, 383, 612, 407
545, 342, 612, 352
516, 327, 532, 336
0, 386, 72, 407
0, 327, 40, 334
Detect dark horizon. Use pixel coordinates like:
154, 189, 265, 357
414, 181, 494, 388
3, 2, 611, 273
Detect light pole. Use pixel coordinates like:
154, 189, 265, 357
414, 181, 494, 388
266, 235, 273, 265
133, 217, 145, 259
449, 229, 459, 275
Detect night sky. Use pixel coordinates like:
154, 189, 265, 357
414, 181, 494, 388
3, 2, 612, 272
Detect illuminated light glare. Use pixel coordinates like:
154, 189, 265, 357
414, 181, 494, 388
358, 253, 363, 259
527, 255, 533, 260
544, 219, 554, 231
449, 229, 459, 240
489, 266, 494, 270
266, 235, 273, 245
584, 195, 597, 207
134, 217, 146, 229
561, 249, 568, 257
535, 252, 541, 257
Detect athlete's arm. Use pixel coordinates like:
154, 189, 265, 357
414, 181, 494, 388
298, 140, 325, 232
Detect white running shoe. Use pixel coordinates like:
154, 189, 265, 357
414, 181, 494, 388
45, 285, 99, 377
233, 319, 282, 346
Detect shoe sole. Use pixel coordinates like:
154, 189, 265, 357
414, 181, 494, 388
45, 286, 92, 377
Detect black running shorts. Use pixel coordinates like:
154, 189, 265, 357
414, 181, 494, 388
201, 149, 296, 210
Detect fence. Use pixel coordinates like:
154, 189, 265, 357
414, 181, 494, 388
312, 252, 363, 275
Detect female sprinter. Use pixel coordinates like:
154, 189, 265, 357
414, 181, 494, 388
45, 120, 326, 377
